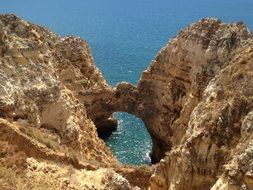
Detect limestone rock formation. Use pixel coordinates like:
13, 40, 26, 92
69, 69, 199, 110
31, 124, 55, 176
146, 19, 253, 189
0, 14, 145, 190
0, 14, 116, 164
1, 13, 253, 190
85, 18, 253, 189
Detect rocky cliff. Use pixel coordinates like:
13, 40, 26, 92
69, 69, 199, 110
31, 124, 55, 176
0, 14, 150, 190
84, 18, 253, 189
1, 14, 253, 190
0, 14, 116, 164
146, 19, 253, 189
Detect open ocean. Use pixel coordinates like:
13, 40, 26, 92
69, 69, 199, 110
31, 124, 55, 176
1, 0, 253, 165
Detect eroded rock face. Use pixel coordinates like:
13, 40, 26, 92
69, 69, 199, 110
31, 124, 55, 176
1, 14, 253, 190
86, 18, 252, 161
146, 20, 253, 189
85, 18, 253, 189
0, 14, 146, 190
138, 19, 252, 161
0, 14, 115, 163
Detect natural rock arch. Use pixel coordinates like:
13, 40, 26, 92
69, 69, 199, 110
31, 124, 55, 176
1, 14, 253, 190
81, 19, 253, 166
81, 82, 168, 163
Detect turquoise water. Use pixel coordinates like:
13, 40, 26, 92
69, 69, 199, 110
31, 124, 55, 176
107, 112, 152, 165
1, 0, 253, 165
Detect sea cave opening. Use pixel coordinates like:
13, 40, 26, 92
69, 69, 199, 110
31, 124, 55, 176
103, 112, 152, 165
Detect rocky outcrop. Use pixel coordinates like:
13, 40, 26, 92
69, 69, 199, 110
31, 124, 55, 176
138, 19, 252, 161
84, 18, 253, 190
146, 20, 253, 189
0, 14, 146, 190
0, 14, 115, 164
1, 13, 253, 190
86, 19, 252, 160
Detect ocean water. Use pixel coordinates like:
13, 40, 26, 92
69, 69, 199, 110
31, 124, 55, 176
1, 0, 253, 165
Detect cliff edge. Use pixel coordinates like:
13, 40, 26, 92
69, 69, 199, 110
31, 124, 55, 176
1, 14, 253, 190
0, 14, 147, 190
146, 19, 253, 189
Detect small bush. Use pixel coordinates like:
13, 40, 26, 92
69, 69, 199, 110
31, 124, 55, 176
20, 126, 60, 151
67, 149, 79, 166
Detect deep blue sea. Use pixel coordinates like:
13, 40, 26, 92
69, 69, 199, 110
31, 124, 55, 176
1, 0, 253, 165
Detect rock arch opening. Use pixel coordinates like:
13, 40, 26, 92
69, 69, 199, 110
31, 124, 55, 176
85, 82, 168, 164
102, 112, 152, 165
82, 81, 170, 163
